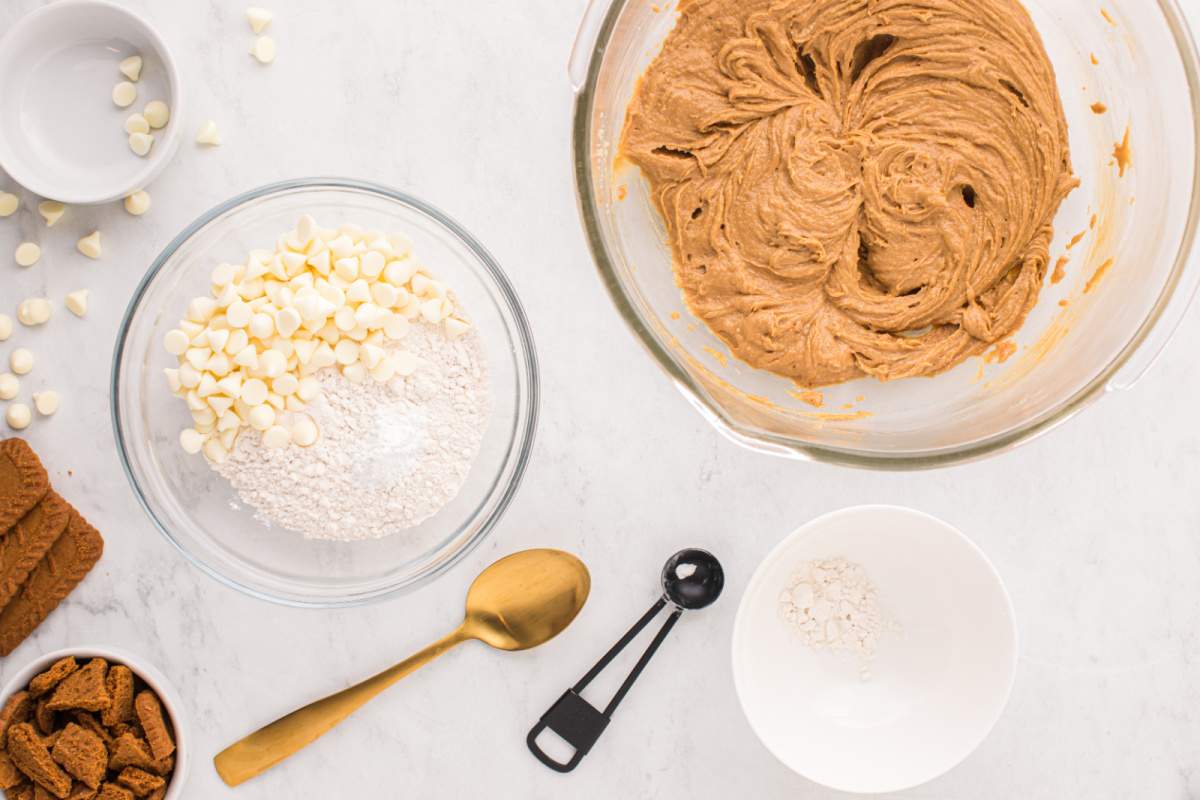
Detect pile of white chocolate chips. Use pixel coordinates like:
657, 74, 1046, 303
163, 214, 472, 463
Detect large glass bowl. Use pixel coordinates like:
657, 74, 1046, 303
571, 0, 1200, 469
112, 179, 538, 607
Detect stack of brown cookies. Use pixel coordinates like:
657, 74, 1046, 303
0, 439, 104, 658
0, 656, 177, 799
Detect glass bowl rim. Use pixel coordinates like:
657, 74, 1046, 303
110, 177, 540, 607
571, 0, 1200, 471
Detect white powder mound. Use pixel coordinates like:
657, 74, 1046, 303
215, 321, 491, 541
778, 557, 894, 679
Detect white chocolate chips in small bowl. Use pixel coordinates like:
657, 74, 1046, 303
163, 215, 472, 465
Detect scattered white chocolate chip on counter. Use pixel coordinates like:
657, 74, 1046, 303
14, 242, 40, 267
32, 391, 59, 416
251, 36, 276, 64
10, 348, 33, 375
125, 114, 150, 135
120, 54, 143, 81
112, 81, 138, 107
16, 298, 51, 327
246, 6, 273, 33
0, 193, 18, 217
196, 120, 222, 146
0, 315, 11, 341
77, 231, 103, 259
65, 290, 90, 317
37, 201, 66, 227
5, 404, 31, 431
124, 190, 151, 216
0, 374, 18, 401
144, 101, 170, 129
129, 132, 155, 157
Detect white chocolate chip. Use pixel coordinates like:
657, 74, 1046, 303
129, 132, 154, 157
180, 428, 206, 454
32, 391, 59, 416
14, 243, 40, 267
262, 424, 290, 449
5, 404, 31, 431
0, 315, 10, 341
196, 120, 222, 146
164, 330, 190, 355
10, 348, 33, 375
241, 378, 268, 406
119, 55, 143, 81
77, 231, 102, 259
292, 415, 319, 447
124, 190, 151, 215
248, 404, 276, 431
342, 363, 367, 383
17, 298, 51, 326
203, 437, 228, 463
37, 201, 66, 227
0, 374, 18, 401
125, 113, 150, 135
251, 36, 276, 64
112, 81, 137, 107
64, 290, 89, 317
444, 317, 471, 338
0, 193, 18, 217
144, 101, 170, 129
246, 6, 273, 33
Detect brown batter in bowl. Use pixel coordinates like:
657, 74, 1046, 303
621, 0, 1078, 387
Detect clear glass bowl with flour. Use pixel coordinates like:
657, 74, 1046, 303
113, 179, 538, 607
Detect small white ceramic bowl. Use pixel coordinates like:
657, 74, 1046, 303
732, 506, 1017, 794
0, 645, 190, 798
0, 1, 183, 204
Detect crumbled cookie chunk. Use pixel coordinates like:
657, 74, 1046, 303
33, 700, 55, 738
0, 751, 25, 789
97, 671, 131, 730
129, 697, 170, 763
103, 737, 152, 775
0, 692, 32, 741
5, 723, 71, 799
94, 785, 132, 800
46, 662, 109, 715
29, 660, 78, 701
50, 725, 106, 790
66, 784, 98, 800
112, 769, 161, 798
64, 717, 109, 751
7, 783, 34, 800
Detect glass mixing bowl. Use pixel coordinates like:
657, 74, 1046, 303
112, 179, 538, 607
571, 0, 1200, 468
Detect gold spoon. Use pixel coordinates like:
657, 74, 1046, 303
213, 549, 591, 787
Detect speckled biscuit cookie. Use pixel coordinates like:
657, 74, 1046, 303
0, 492, 70, 614
0, 440, 49, 535
0, 511, 104, 658
5, 723, 71, 799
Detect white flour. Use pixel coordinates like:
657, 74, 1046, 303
215, 321, 491, 541
778, 557, 893, 679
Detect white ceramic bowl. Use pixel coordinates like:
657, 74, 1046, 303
732, 506, 1017, 794
0, 1, 183, 204
0, 646, 190, 799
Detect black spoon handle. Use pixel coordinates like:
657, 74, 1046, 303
527, 596, 682, 773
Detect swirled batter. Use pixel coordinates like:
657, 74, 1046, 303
622, 0, 1077, 387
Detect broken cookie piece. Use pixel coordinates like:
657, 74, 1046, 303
28, 659, 78, 700
97, 671, 131, 730
50, 724, 107, 790
104, 736, 153, 775
46, 661, 110, 714
0, 691, 33, 741
113, 768, 162, 798
94, 785, 132, 800
0, 750, 25, 790
129, 696, 171, 763
6, 723, 72, 799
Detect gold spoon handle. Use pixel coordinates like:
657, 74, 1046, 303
214, 626, 470, 787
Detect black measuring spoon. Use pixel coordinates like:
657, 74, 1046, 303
527, 548, 724, 772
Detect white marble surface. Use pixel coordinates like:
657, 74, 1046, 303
2, 1, 1199, 797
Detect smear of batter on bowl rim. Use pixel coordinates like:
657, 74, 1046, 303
622, 0, 1078, 388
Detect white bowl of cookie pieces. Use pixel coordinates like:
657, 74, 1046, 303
0, 0, 183, 204
0, 645, 190, 799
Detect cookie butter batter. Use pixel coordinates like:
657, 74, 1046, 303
622, 0, 1077, 386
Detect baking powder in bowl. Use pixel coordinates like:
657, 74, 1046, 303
215, 321, 491, 540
